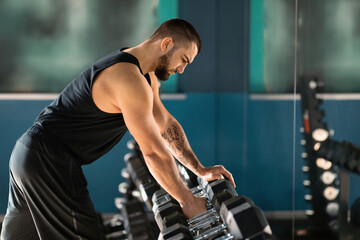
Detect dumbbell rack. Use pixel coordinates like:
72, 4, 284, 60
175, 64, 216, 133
299, 75, 360, 240
111, 139, 274, 240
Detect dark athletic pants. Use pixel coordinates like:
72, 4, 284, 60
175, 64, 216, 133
1, 126, 105, 240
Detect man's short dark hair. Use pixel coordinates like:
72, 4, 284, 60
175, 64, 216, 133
149, 18, 202, 54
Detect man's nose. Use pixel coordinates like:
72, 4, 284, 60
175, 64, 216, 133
176, 64, 186, 74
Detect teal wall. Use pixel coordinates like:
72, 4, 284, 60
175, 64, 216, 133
2, 95, 360, 213
157, 0, 179, 93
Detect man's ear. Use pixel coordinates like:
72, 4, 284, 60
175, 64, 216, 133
160, 37, 174, 52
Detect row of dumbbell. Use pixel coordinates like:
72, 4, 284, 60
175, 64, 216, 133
123, 149, 161, 211
122, 141, 235, 239
100, 199, 158, 240
152, 176, 272, 240
99, 140, 160, 240
127, 151, 271, 239
122, 140, 273, 239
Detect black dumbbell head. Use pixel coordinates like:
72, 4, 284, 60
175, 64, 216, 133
219, 195, 254, 223
152, 189, 168, 203
139, 179, 161, 211
206, 179, 237, 201
162, 211, 188, 231
332, 141, 353, 166
224, 205, 272, 239
351, 197, 360, 227
160, 223, 190, 240
212, 189, 238, 212
155, 202, 182, 228
346, 151, 360, 173
166, 232, 192, 240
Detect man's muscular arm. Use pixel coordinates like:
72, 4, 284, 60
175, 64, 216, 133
94, 64, 207, 218
150, 73, 235, 187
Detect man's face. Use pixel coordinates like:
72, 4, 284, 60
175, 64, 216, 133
155, 42, 198, 81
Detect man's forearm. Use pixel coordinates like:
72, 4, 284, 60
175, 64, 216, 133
160, 119, 204, 175
143, 150, 194, 204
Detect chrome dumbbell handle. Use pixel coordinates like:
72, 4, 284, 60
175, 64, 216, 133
214, 233, 234, 240
190, 185, 203, 194
187, 208, 217, 225
189, 215, 220, 233
194, 224, 228, 240
190, 186, 207, 198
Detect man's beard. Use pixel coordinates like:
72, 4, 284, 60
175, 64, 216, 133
155, 48, 176, 81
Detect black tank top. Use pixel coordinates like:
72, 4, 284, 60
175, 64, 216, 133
34, 49, 151, 164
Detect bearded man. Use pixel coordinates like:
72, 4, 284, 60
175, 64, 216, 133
1, 18, 235, 240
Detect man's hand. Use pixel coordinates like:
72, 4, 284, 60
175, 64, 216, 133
198, 165, 236, 188
180, 196, 208, 219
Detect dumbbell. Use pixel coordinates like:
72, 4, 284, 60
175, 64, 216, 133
188, 213, 221, 235
194, 224, 229, 240
177, 162, 199, 188
219, 195, 272, 240
198, 178, 238, 211
127, 139, 142, 155
155, 199, 229, 238
106, 230, 127, 240
346, 151, 360, 174
153, 191, 220, 233
153, 190, 211, 213
330, 141, 353, 166
118, 182, 140, 200
138, 176, 161, 211
315, 139, 338, 161
190, 185, 207, 198
102, 214, 124, 235
204, 179, 236, 201
351, 197, 360, 227
159, 223, 192, 240
124, 153, 149, 186
121, 200, 152, 239
154, 201, 187, 231
159, 222, 231, 240
153, 179, 235, 226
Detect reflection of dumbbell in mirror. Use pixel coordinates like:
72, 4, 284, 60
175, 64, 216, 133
314, 139, 360, 175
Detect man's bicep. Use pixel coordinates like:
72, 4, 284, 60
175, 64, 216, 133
119, 88, 165, 156
109, 69, 163, 155
122, 105, 162, 154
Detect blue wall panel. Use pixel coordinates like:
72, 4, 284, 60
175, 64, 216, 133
217, 0, 249, 92
246, 99, 307, 210
216, 94, 246, 191
178, 0, 250, 92
178, 0, 218, 92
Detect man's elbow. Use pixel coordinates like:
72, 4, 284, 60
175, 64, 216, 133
142, 147, 171, 166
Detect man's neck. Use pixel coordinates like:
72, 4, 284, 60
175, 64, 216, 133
124, 40, 159, 75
